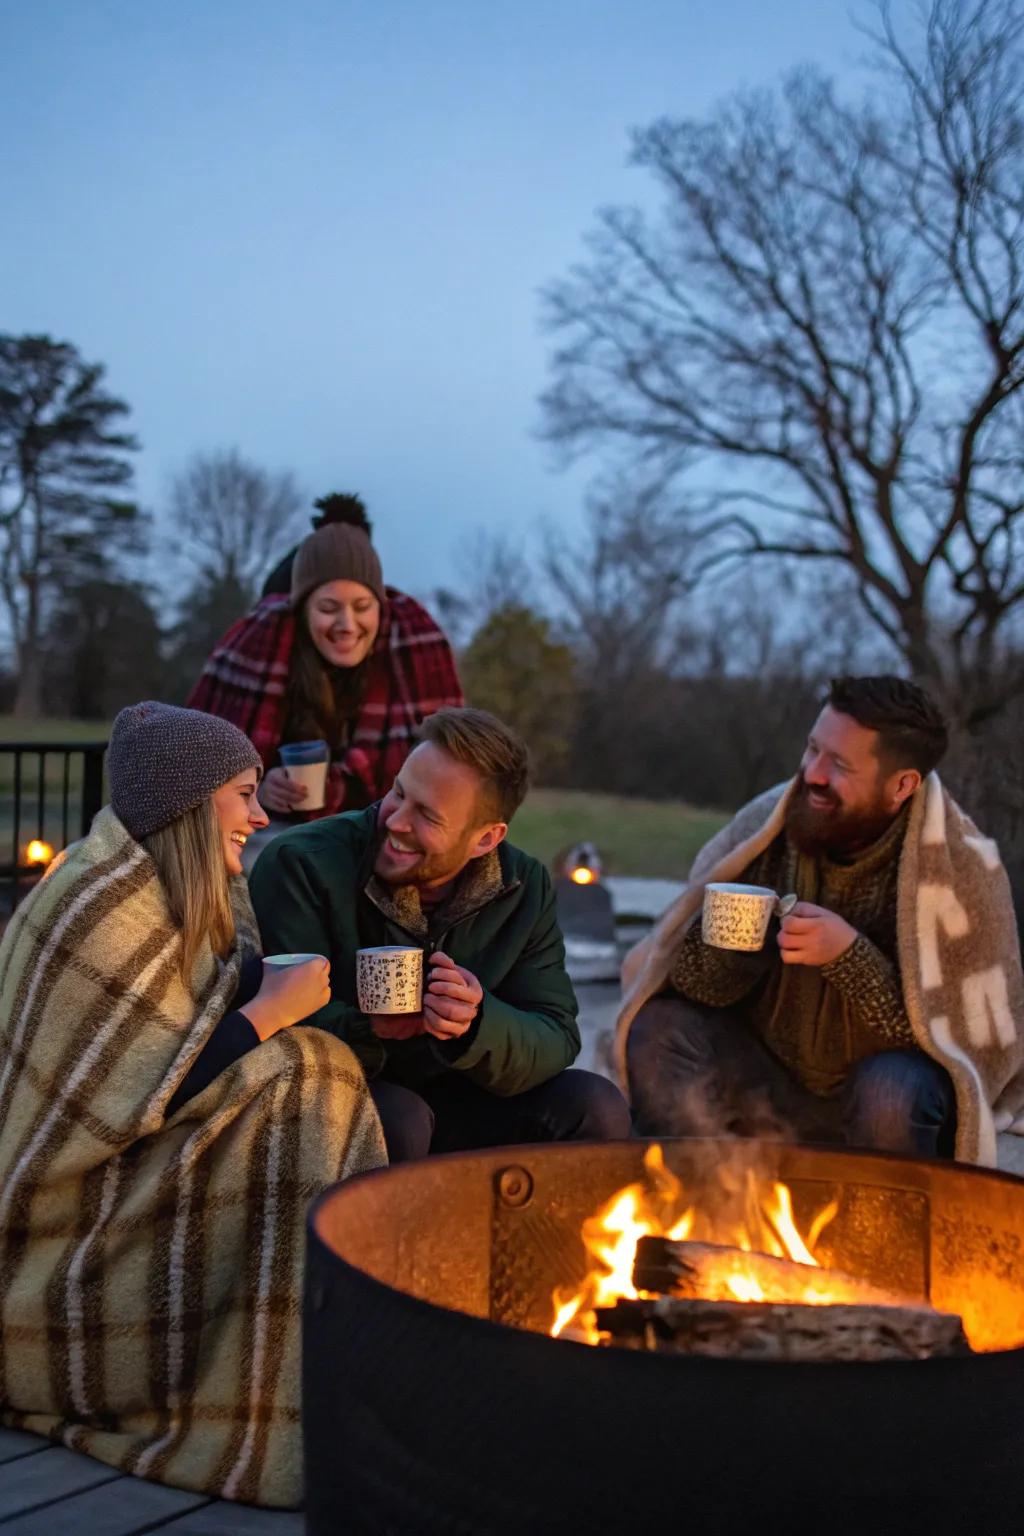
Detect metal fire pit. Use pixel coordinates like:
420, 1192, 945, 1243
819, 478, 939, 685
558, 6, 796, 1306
304, 1140, 1024, 1535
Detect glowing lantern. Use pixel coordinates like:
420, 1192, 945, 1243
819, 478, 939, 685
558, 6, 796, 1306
558, 840, 603, 886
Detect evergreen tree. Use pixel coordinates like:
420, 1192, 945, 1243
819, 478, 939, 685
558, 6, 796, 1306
0, 334, 142, 714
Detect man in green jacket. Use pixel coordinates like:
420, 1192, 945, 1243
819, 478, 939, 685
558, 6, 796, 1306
249, 706, 630, 1159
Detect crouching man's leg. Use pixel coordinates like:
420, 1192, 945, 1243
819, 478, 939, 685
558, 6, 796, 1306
369, 1080, 435, 1163
842, 1048, 956, 1158
424, 1069, 631, 1154
626, 994, 814, 1139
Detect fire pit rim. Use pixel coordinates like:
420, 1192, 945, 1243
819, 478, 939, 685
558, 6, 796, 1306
311, 1133, 1024, 1200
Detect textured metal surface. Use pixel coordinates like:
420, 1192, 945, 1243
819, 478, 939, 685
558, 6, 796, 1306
305, 1141, 1024, 1536
796, 1178, 929, 1298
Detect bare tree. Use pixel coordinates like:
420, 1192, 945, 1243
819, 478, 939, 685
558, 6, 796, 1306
170, 448, 306, 608
430, 530, 538, 651
544, 477, 699, 685
541, 0, 1024, 725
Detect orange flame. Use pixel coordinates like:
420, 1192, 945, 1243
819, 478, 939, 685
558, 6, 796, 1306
570, 867, 596, 885
550, 1146, 842, 1342
25, 839, 54, 867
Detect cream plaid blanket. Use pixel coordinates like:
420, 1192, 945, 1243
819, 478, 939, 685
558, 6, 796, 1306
615, 775, 1024, 1165
0, 807, 385, 1507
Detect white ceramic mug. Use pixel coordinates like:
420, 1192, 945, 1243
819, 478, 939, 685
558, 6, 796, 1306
356, 945, 424, 1015
263, 952, 328, 968
701, 884, 797, 952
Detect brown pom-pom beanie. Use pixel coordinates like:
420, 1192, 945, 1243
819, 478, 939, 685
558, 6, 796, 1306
290, 523, 385, 609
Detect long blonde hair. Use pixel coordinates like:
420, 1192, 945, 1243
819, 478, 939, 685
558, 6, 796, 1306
143, 797, 235, 982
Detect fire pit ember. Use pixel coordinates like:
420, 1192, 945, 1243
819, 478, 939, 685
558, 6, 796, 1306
551, 1145, 969, 1361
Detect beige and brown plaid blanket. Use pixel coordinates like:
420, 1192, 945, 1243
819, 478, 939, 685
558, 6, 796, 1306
615, 775, 1024, 1165
0, 807, 385, 1507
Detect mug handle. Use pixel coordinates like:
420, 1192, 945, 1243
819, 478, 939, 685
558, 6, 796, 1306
775, 892, 799, 918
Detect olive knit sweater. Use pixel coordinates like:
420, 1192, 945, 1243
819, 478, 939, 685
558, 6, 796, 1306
671, 809, 912, 1097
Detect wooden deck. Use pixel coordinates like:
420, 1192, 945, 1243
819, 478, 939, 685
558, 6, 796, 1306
0, 1428, 302, 1534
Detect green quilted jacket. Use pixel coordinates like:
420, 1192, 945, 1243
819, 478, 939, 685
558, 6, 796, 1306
249, 804, 580, 1096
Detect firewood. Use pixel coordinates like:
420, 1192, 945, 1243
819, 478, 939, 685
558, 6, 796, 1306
596, 1296, 970, 1362
633, 1235, 914, 1308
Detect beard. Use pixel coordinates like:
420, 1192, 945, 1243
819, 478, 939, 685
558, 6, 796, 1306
373, 827, 469, 890
785, 776, 898, 857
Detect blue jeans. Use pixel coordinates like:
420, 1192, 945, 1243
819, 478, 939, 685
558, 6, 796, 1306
370, 1068, 632, 1162
627, 995, 956, 1158
844, 1048, 956, 1157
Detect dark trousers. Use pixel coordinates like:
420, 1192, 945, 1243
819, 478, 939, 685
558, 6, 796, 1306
626, 995, 957, 1159
370, 1068, 632, 1163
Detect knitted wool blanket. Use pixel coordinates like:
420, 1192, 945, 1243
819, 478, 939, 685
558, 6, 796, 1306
615, 775, 1024, 1165
0, 807, 386, 1507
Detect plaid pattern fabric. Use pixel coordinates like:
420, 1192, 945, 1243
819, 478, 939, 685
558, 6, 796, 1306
0, 808, 385, 1507
187, 590, 464, 814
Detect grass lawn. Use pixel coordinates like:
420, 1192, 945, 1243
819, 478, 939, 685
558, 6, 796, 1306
513, 788, 729, 879
0, 720, 731, 879
0, 718, 111, 743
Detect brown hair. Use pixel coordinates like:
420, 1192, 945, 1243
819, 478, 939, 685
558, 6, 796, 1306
283, 615, 369, 747
418, 707, 530, 822
143, 797, 235, 981
826, 675, 949, 776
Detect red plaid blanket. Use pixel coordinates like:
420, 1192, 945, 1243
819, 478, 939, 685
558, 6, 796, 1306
187, 591, 463, 814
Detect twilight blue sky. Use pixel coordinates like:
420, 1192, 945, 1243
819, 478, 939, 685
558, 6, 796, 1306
3, 0, 864, 598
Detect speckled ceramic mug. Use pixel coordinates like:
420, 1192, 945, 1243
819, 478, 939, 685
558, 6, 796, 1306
701, 884, 798, 952
356, 945, 423, 1015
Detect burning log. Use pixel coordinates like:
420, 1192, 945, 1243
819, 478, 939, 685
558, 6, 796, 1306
599, 1236, 971, 1361
596, 1296, 970, 1362
632, 1235, 915, 1308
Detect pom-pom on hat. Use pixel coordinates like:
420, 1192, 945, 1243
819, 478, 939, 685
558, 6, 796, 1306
290, 501, 385, 609
108, 702, 263, 841
311, 491, 371, 533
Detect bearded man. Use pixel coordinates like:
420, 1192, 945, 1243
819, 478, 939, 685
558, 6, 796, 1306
623, 676, 1024, 1162
250, 706, 629, 1160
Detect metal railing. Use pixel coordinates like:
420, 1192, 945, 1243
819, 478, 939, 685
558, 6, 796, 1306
1, 741, 108, 917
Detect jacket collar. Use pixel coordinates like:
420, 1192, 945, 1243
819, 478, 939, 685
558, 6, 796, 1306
364, 844, 518, 938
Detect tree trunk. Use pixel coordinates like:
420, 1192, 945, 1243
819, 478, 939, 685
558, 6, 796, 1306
13, 641, 42, 718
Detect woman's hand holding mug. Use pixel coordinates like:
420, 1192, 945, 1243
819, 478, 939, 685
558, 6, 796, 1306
258, 766, 309, 815
242, 954, 330, 1040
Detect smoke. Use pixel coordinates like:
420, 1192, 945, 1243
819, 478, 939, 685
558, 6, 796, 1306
621, 994, 844, 1152
646, 1070, 796, 1144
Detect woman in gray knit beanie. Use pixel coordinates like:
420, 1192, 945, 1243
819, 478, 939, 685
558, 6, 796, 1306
187, 495, 463, 864
106, 701, 328, 1014
0, 708, 384, 1503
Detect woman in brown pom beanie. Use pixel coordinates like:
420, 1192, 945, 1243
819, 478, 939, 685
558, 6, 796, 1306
187, 494, 463, 864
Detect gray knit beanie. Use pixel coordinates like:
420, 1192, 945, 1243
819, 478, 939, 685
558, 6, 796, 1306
290, 522, 385, 609
108, 702, 263, 841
